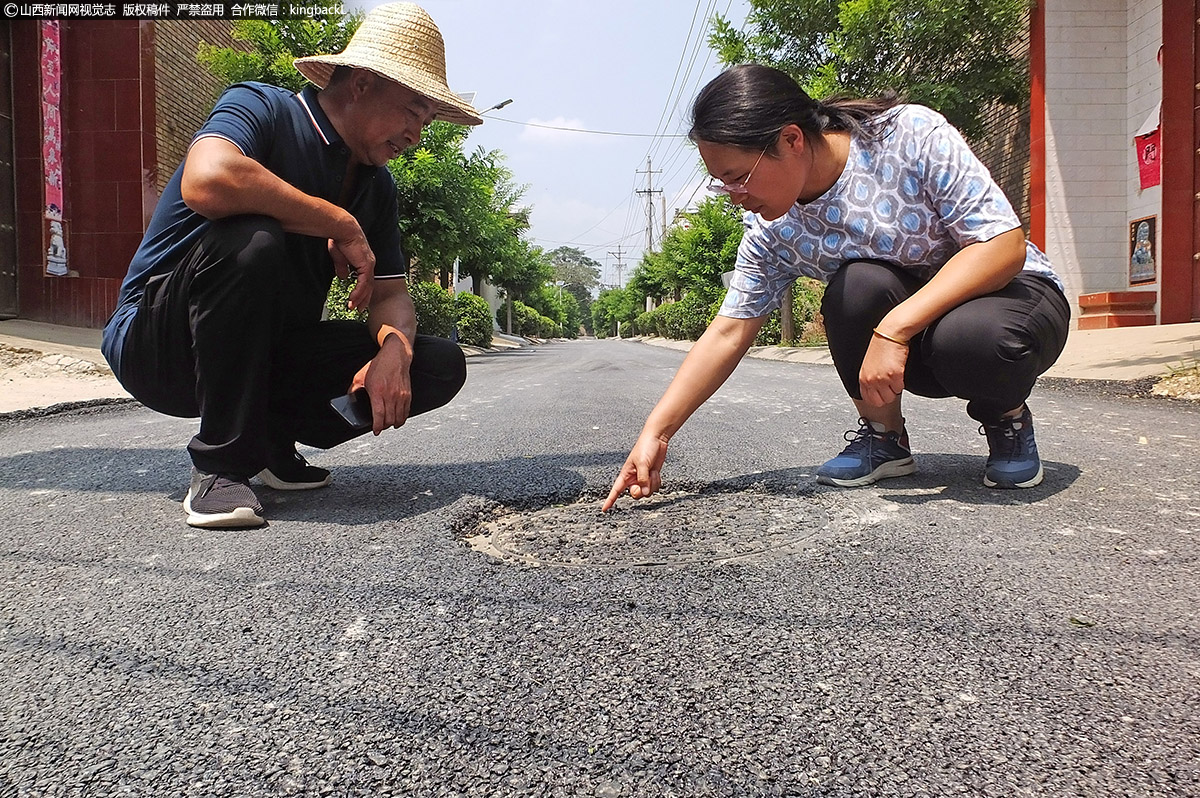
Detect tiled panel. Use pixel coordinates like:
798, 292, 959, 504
74, 79, 116, 133
72, 180, 116, 234
68, 131, 96, 185
15, 209, 39, 264
70, 232, 97, 279
94, 130, 143, 183
94, 279, 118, 326
17, 259, 46, 317
96, 231, 141, 268
10, 25, 38, 164
89, 23, 140, 82
61, 20, 93, 82
116, 180, 142, 234
1043, 0, 1131, 301
14, 20, 151, 327
14, 157, 39, 213
89, 233, 116, 274
114, 80, 142, 132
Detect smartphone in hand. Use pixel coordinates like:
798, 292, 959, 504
330, 389, 373, 430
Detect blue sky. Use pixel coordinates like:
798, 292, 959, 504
347, 0, 753, 287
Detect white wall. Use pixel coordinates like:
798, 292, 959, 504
1128, 0, 1163, 311
1043, 0, 1130, 311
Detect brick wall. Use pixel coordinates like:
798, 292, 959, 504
153, 20, 239, 194
972, 99, 1031, 235
969, 7, 1031, 234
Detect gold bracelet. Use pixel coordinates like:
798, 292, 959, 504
872, 327, 909, 346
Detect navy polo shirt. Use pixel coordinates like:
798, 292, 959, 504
103, 82, 407, 373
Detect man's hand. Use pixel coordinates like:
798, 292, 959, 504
329, 231, 376, 311
602, 431, 671, 512
349, 333, 413, 435
858, 334, 908, 407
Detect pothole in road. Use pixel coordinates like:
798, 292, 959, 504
467, 489, 830, 568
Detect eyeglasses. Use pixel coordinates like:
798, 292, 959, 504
706, 145, 768, 195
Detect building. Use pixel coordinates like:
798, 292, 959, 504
0, 7, 1195, 329
1, 19, 238, 328
1035, 0, 1191, 327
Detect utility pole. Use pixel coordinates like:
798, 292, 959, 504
635, 158, 662, 251
607, 244, 626, 288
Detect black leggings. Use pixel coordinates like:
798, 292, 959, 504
821, 261, 1071, 421
111, 215, 467, 477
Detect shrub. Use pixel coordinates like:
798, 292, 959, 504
497, 300, 554, 338
755, 311, 783, 346
325, 278, 368, 323
634, 310, 657, 336
648, 292, 710, 341
720, 278, 827, 347
798, 311, 827, 346
455, 292, 494, 348
409, 281, 455, 338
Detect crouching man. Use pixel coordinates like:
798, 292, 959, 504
102, 3, 481, 528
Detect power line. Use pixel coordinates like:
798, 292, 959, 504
485, 116, 687, 139
635, 158, 663, 251
608, 244, 627, 288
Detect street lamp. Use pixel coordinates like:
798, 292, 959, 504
481, 98, 513, 114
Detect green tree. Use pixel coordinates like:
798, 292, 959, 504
492, 244, 555, 334
664, 196, 743, 303
197, 14, 537, 325
547, 246, 601, 294
709, 0, 1030, 138
630, 195, 742, 308
626, 258, 669, 311
454, 291, 496, 348
591, 287, 639, 339
390, 123, 527, 285
546, 246, 601, 335
525, 283, 582, 339
198, 16, 363, 94
458, 204, 530, 298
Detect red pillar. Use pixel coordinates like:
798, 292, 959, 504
1028, 0, 1046, 251
1160, 0, 1198, 323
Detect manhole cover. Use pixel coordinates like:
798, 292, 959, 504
469, 490, 829, 567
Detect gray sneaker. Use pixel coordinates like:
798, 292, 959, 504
256, 447, 331, 491
184, 468, 265, 528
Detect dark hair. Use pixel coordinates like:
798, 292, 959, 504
689, 64, 902, 151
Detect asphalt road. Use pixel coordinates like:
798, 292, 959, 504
2, 339, 1198, 797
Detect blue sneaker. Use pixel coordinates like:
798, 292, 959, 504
978, 405, 1043, 488
817, 418, 916, 487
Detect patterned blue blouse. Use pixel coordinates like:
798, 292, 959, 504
719, 104, 1063, 319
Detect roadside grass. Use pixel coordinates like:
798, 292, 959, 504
1152, 355, 1200, 400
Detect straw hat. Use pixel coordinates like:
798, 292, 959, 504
294, 3, 482, 126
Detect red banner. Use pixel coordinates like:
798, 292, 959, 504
1135, 128, 1161, 190
41, 20, 68, 276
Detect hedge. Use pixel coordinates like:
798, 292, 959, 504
455, 291, 495, 348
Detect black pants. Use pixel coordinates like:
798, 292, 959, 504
111, 216, 466, 477
821, 261, 1071, 421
